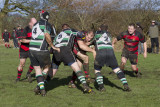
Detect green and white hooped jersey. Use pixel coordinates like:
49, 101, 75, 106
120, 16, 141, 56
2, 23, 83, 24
54, 29, 78, 48
95, 31, 112, 50
29, 20, 51, 51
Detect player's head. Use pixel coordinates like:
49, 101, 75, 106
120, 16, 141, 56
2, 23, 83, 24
29, 18, 37, 29
128, 23, 136, 34
100, 24, 108, 31
62, 24, 70, 30
151, 20, 155, 25
85, 30, 94, 42
4, 29, 7, 32
40, 10, 50, 21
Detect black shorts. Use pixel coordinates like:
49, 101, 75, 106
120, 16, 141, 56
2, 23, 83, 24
94, 48, 119, 70
4, 39, 9, 42
121, 48, 138, 65
52, 46, 76, 69
29, 50, 51, 68
19, 51, 29, 59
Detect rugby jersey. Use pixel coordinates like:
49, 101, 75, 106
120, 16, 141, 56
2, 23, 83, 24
94, 31, 112, 50
117, 30, 145, 54
29, 19, 52, 51
54, 29, 78, 49
20, 26, 32, 52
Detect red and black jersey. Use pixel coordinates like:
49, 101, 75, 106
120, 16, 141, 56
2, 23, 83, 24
2, 32, 11, 40
73, 32, 86, 50
20, 26, 32, 52
16, 29, 24, 38
117, 30, 145, 54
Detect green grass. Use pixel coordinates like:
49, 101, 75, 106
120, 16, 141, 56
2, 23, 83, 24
0, 46, 160, 107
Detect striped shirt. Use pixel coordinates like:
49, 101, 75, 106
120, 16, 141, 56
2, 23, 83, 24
94, 31, 112, 50
29, 19, 52, 51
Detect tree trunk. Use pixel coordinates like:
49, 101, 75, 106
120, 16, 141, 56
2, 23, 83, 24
0, 13, 5, 39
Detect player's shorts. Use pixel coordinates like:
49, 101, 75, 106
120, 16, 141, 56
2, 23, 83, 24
73, 44, 86, 56
4, 39, 9, 42
94, 48, 118, 70
29, 50, 51, 68
19, 51, 29, 59
121, 48, 138, 65
52, 46, 76, 69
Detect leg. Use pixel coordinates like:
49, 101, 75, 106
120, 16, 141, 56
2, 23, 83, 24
155, 38, 159, 54
26, 64, 34, 83
34, 66, 46, 96
68, 59, 83, 88
70, 62, 94, 93
113, 68, 131, 91
16, 58, 26, 82
120, 57, 127, 72
151, 38, 155, 53
94, 65, 105, 92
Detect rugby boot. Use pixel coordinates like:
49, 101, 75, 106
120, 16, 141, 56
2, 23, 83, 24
68, 81, 77, 88
135, 71, 142, 78
82, 84, 94, 94
40, 89, 46, 97
123, 84, 131, 92
26, 73, 32, 83
15, 78, 20, 83
34, 86, 40, 95
98, 84, 106, 92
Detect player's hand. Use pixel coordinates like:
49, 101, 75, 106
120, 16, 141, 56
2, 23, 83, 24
143, 52, 147, 58
112, 44, 115, 49
56, 48, 60, 53
3, 39, 4, 41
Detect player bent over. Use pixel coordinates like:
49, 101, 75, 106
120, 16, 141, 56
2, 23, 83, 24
15, 18, 37, 83
29, 11, 59, 96
112, 23, 147, 78
48, 24, 95, 93
68, 31, 95, 88
94, 24, 131, 92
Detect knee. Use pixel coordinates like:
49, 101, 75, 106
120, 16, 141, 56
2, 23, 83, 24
131, 66, 137, 71
82, 55, 89, 63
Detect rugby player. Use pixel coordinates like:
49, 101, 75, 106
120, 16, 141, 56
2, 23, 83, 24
48, 24, 95, 93
112, 23, 147, 77
15, 18, 37, 83
29, 11, 59, 96
68, 30, 95, 88
93, 24, 131, 92
2, 29, 11, 48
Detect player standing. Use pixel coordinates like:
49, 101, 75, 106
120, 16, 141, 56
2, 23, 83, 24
112, 23, 147, 77
2, 29, 11, 48
29, 11, 59, 96
93, 24, 131, 91
15, 18, 37, 83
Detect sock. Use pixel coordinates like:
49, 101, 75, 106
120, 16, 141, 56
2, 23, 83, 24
17, 68, 23, 79
8, 44, 10, 48
75, 71, 86, 84
5, 44, 7, 48
95, 72, 103, 86
135, 68, 138, 74
116, 70, 128, 85
83, 63, 90, 78
36, 75, 45, 90
27, 65, 34, 74
71, 71, 77, 83
42, 72, 47, 76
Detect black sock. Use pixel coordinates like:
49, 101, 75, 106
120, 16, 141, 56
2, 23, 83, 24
36, 75, 45, 90
95, 72, 103, 86
116, 70, 128, 85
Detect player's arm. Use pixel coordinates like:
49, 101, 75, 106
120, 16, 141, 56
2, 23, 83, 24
45, 33, 60, 52
77, 40, 96, 58
20, 39, 31, 43
112, 32, 124, 48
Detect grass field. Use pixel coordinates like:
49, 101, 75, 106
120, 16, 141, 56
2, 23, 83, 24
0, 46, 160, 107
